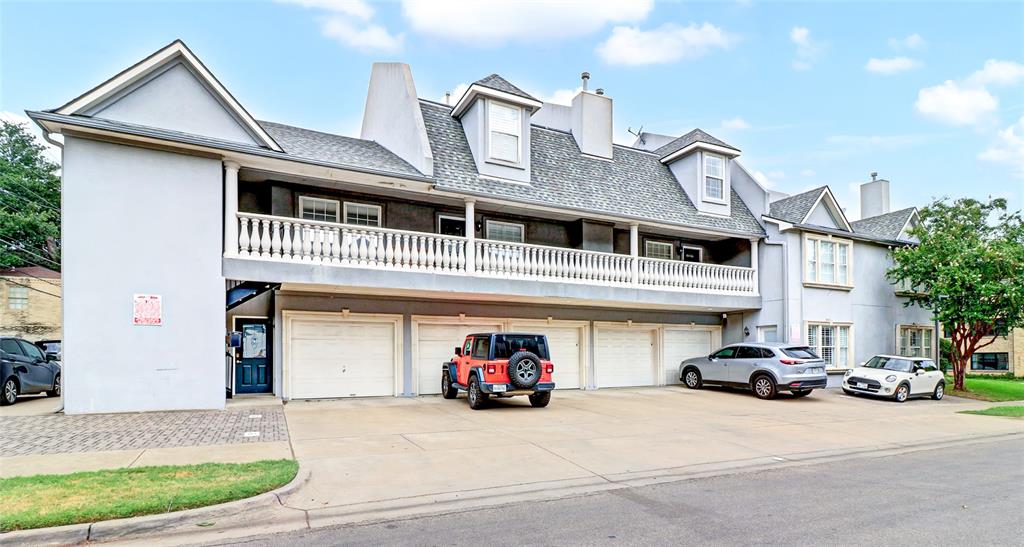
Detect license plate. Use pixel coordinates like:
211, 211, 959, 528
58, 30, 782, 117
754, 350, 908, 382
856, 382, 868, 389
808, 367, 824, 373
491, 384, 507, 393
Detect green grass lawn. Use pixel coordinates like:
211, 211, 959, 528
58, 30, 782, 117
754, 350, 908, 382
959, 406, 1024, 418
0, 459, 298, 532
946, 374, 1024, 402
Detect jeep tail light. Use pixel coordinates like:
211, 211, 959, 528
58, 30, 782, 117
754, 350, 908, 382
486, 365, 496, 375
779, 359, 802, 365
545, 364, 554, 374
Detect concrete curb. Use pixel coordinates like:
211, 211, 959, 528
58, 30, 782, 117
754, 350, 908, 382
0, 464, 310, 547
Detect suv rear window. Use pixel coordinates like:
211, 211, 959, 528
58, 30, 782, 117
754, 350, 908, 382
492, 334, 549, 360
781, 346, 820, 359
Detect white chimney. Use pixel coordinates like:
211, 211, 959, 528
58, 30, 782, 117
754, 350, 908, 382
570, 76, 613, 159
360, 63, 433, 176
860, 172, 891, 219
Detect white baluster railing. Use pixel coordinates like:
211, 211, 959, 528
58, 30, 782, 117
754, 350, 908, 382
232, 212, 756, 294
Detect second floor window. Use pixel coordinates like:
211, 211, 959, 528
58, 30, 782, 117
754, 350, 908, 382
645, 241, 673, 260
485, 220, 524, 243
7, 286, 28, 310
344, 202, 382, 227
488, 101, 521, 163
805, 235, 852, 286
704, 153, 725, 200
299, 196, 339, 223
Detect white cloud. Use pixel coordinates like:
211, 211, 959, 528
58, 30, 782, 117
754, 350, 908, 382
538, 87, 583, 106
966, 59, 1024, 87
865, 57, 921, 75
402, 0, 652, 45
915, 80, 998, 126
978, 116, 1024, 178
800, 169, 816, 177
888, 33, 925, 50
279, 0, 403, 53
0, 111, 61, 163
790, 26, 824, 71
596, 22, 738, 66
721, 117, 750, 130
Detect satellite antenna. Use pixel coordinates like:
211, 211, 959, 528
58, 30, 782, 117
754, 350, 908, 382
627, 126, 645, 145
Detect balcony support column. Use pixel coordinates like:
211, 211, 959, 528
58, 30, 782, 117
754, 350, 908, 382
224, 160, 240, 257
750, 238, 759, 294
464, 199, 476, 273
629, 222, 639, 285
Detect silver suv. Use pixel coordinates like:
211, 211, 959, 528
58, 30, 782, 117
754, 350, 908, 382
679, 342, 829, 400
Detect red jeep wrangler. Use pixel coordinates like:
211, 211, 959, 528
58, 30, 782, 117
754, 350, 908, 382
442, 333, 555, 410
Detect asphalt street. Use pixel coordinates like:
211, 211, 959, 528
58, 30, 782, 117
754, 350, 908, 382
216, 436, 1024, 546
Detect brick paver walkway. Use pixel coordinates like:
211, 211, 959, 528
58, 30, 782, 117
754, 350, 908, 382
0, 407, 289, 457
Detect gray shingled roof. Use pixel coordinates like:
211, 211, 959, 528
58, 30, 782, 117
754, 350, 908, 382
652, 129, 738, 159
259, 121, 423, 178
418, 100, 764, 236
768, 186, 828, 224
473, 74, 538, 102
852, 207, 918, 242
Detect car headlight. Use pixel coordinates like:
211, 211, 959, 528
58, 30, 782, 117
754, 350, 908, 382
844, 369, 853, 376
885, 375, 897, 383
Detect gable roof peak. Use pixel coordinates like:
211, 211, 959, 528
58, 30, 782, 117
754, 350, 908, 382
653, 128, 740, 162
473, 74, 539, 103
451, 73, 543, 118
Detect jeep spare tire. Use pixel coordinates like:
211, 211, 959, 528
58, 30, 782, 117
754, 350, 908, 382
507, 351, 542, 389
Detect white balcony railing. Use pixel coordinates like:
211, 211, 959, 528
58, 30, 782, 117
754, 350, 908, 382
232, 212, 757, 295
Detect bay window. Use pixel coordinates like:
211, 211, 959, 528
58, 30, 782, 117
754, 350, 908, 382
807, 323, 851, 368
805, 235, 852, 287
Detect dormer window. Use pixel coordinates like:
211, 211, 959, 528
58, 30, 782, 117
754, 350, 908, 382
488, 101, 521, 164
704, 153, 725, 200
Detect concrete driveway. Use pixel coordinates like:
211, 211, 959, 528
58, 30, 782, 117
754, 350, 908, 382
0, 393, 62, 416
280, 386, 1023, 526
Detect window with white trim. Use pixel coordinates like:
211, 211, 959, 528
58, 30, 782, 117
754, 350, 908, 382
343, 202, 382, 227
681, 245, 703, 263
299, 196, 339, 223
704, 153, 725, 200
645, 241, 673, 260
807, 323, 851, 368
898, 326, 933, 358
805, 235, 852, 286
7, 286, 28, 310
488, 101, 521, 163
485, 220, 524, 243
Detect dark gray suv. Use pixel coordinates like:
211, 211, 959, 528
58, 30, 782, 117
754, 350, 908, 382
679, 342, 828, 399
1, 336, 61, 405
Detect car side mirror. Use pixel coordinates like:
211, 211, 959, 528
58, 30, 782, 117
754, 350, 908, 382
708, 354, 716, 360
915, 368, 925, 375
46, 354, 58, 362
454, 346, 463, 357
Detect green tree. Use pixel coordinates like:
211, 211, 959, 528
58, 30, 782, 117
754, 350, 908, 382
0, 120, 61, 270
888, 197, 1024, 391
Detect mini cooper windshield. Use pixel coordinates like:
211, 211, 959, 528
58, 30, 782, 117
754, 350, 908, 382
862, 356, 913, 373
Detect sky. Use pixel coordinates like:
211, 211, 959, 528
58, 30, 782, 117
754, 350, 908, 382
2, 0, 1022, 219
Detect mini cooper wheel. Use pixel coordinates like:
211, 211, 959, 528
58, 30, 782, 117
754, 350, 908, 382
441, 371, 458, 399
682, 368, 702, 389
751, 375, 777, 400
467, 376, 488, 410
2, 378, 17, 406
529, 391, 551, 408
931, 382, 944, 400
894, 383, 910, 403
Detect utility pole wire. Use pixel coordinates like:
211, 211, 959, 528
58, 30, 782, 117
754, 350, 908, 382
0, 177, 59, 210
2, 277, 61, 299
0, 236, 61, 268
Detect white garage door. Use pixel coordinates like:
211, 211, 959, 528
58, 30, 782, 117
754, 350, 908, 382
416, 321, 503, 395
595, 326, 656, 388
663, 328, 714, 385
509, 322, 583, 389
288, 316, 397, 399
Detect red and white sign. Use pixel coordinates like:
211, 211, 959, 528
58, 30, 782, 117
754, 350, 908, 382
132, 294, 162, 326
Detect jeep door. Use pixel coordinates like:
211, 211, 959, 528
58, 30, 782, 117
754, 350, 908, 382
464, 336, 490, 384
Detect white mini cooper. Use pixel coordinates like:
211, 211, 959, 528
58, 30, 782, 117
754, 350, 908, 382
842, 355, 944, 402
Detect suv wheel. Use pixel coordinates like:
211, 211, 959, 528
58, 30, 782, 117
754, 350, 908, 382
507, 351, 542, 390
46, 374, 61, 398
751, 375, 777, 400
441, 371, 458, 399
529, 391, 551, 408
682, 368, 702, 389
931, 382, 944, 400
2, 378, 17, 406
467, 375, 488, 410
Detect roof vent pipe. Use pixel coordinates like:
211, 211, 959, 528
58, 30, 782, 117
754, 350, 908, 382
581, 71, 590, 91
444, 91, 451, 105
870, 171, 878, 181
595, 88, 604, 96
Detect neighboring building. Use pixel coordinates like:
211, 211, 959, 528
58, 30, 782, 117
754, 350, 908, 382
28, 40, 928, 413
0, 266, 62, 341
737, 175, 934, 370
943, 325, 1023, 377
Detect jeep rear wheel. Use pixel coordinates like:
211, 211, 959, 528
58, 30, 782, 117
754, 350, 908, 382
467, 375, 488, 410
507, 351, 542, 390
529, 391, 551, 408
441, 371, 458, 399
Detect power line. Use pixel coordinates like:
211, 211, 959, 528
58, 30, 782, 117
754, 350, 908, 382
0, 187, 60, 214
0, 177, 59, 211
2, 277, 61, 299
0, 236, 61, 268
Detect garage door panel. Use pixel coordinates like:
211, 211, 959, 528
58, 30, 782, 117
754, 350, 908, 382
595, 327, 655, 388
663, 329, 713, 385
510, 323, 582, 389
416, 322, 502, 395
289, 318, 396, 399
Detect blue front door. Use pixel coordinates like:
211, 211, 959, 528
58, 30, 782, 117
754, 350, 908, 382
236, 320, 272, 393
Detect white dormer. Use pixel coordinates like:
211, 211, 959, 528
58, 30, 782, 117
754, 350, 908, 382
452, 74, 542, 184
656, 130, 740, 216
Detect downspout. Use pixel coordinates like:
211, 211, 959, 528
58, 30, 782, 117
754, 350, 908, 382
762, 237, 789, 343
39, 127, 64, 413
